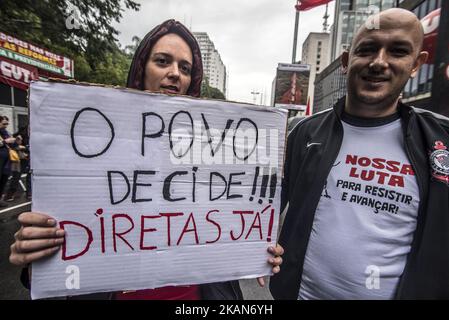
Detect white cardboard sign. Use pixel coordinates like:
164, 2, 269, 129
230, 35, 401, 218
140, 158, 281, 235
29, 81, 287, 299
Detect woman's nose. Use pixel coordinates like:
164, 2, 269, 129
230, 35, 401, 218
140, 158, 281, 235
167, 63, 180, 79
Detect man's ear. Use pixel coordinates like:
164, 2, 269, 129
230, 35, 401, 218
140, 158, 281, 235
410, 51, 429, 78
341, 51, 349, 74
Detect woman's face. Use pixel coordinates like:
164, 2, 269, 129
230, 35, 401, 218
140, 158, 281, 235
144, 33, 193, 95
0, 119, 8, 129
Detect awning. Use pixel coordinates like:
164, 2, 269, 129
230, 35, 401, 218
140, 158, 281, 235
0, 56, 39, 91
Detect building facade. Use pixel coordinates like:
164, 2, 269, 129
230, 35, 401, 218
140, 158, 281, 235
400, 0, 442, 109
330, 0, 396, 61
302, 32, 331, 109
313, 56, 347, 113
192, 32, 227, 96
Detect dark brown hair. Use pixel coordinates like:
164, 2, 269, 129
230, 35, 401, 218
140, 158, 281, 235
126, 19, 203, 97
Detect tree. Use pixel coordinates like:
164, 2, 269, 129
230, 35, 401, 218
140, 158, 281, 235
89, 44, 132, 86
0, 0, 139, 84
201, 78, 226, 100
124, 35, 142, 57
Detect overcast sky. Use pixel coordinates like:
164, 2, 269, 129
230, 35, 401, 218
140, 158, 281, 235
115, 0, 335, 104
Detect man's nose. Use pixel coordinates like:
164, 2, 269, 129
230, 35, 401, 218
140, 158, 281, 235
369, 48, 388, 71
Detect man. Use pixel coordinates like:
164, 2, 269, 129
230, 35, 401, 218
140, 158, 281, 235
270, 8, 449, 299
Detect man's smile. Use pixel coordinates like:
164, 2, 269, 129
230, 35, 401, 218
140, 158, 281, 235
361, 75, 390, 83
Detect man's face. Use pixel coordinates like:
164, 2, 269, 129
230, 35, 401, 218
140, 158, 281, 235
343, 25, 426, 107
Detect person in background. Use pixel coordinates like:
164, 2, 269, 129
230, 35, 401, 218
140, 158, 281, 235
16, 125, 31, 200
0, 115, 16, 207
4, 134, 28, 202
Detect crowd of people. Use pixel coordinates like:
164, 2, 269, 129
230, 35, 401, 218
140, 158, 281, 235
7, 8, 449, 300
0, 116, 30, 207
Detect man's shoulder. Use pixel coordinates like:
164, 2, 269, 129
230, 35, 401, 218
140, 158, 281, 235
409, 106, 449, 129
288, 107, 334, 137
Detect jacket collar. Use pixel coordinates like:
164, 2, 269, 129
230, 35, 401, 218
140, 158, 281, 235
332, 96, 413, 132
332, 96, 346, 121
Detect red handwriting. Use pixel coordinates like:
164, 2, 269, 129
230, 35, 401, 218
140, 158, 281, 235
59, 206, 275, 261
205, 210, 221, 244
59, 221, 93, 261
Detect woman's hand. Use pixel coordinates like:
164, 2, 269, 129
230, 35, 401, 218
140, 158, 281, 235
257, 243, 284, 287
9, 212, 65, 266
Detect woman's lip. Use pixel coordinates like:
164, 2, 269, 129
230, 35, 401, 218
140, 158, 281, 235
162, 89, 179, 94
160, 86, 180, 94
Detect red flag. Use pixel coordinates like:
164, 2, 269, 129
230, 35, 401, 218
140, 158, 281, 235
305, 96, 312, 116
295, 0, 333, 11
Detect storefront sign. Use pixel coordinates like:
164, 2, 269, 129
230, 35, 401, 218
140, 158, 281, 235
0, 56, 39, 90
0, 32, 74, 78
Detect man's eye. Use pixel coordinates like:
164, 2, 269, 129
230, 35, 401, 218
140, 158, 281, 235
391, 48, 409, 56
356, 47, 375, 55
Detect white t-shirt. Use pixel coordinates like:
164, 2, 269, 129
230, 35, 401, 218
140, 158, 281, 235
298, 117, 420, 300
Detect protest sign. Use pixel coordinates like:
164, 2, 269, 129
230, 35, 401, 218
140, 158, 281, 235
29, 81, 288, 299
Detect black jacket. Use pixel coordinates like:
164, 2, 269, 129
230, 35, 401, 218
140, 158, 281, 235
270, 97, 449, 299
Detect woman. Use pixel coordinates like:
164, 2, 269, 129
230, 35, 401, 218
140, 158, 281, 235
4, 134, 28, 202
9, 19, 283, 300
0, 115, 16, 207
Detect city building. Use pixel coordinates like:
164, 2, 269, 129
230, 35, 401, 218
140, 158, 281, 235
399, 0, 443, 110
0, 31, 74, 132
330, 0, 396, 61
313, 56, 347, 113
193, 32, 227, 96
302, 32, 330, 109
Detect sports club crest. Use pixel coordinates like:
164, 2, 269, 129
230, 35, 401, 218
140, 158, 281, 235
430, 141, 449, 184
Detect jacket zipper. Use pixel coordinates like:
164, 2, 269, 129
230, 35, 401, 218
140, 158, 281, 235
395, 112, 426, 299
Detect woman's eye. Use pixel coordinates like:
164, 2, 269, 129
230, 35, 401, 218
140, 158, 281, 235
181, 65, 191, 74
156, 57, 168, 65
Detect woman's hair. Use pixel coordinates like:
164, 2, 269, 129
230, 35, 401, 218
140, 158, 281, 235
127, 19, 203, 97
0, 116, 9, 122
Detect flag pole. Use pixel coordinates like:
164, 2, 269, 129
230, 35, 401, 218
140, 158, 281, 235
292, 2, 301, 63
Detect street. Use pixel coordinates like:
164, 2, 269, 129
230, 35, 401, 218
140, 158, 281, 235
0, 199, 31, 300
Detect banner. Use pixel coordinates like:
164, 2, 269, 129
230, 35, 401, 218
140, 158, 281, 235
0, 56, 39, 90
0, 32, 74, 78
273, 63, 310, 111
29, 81, 288, 299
